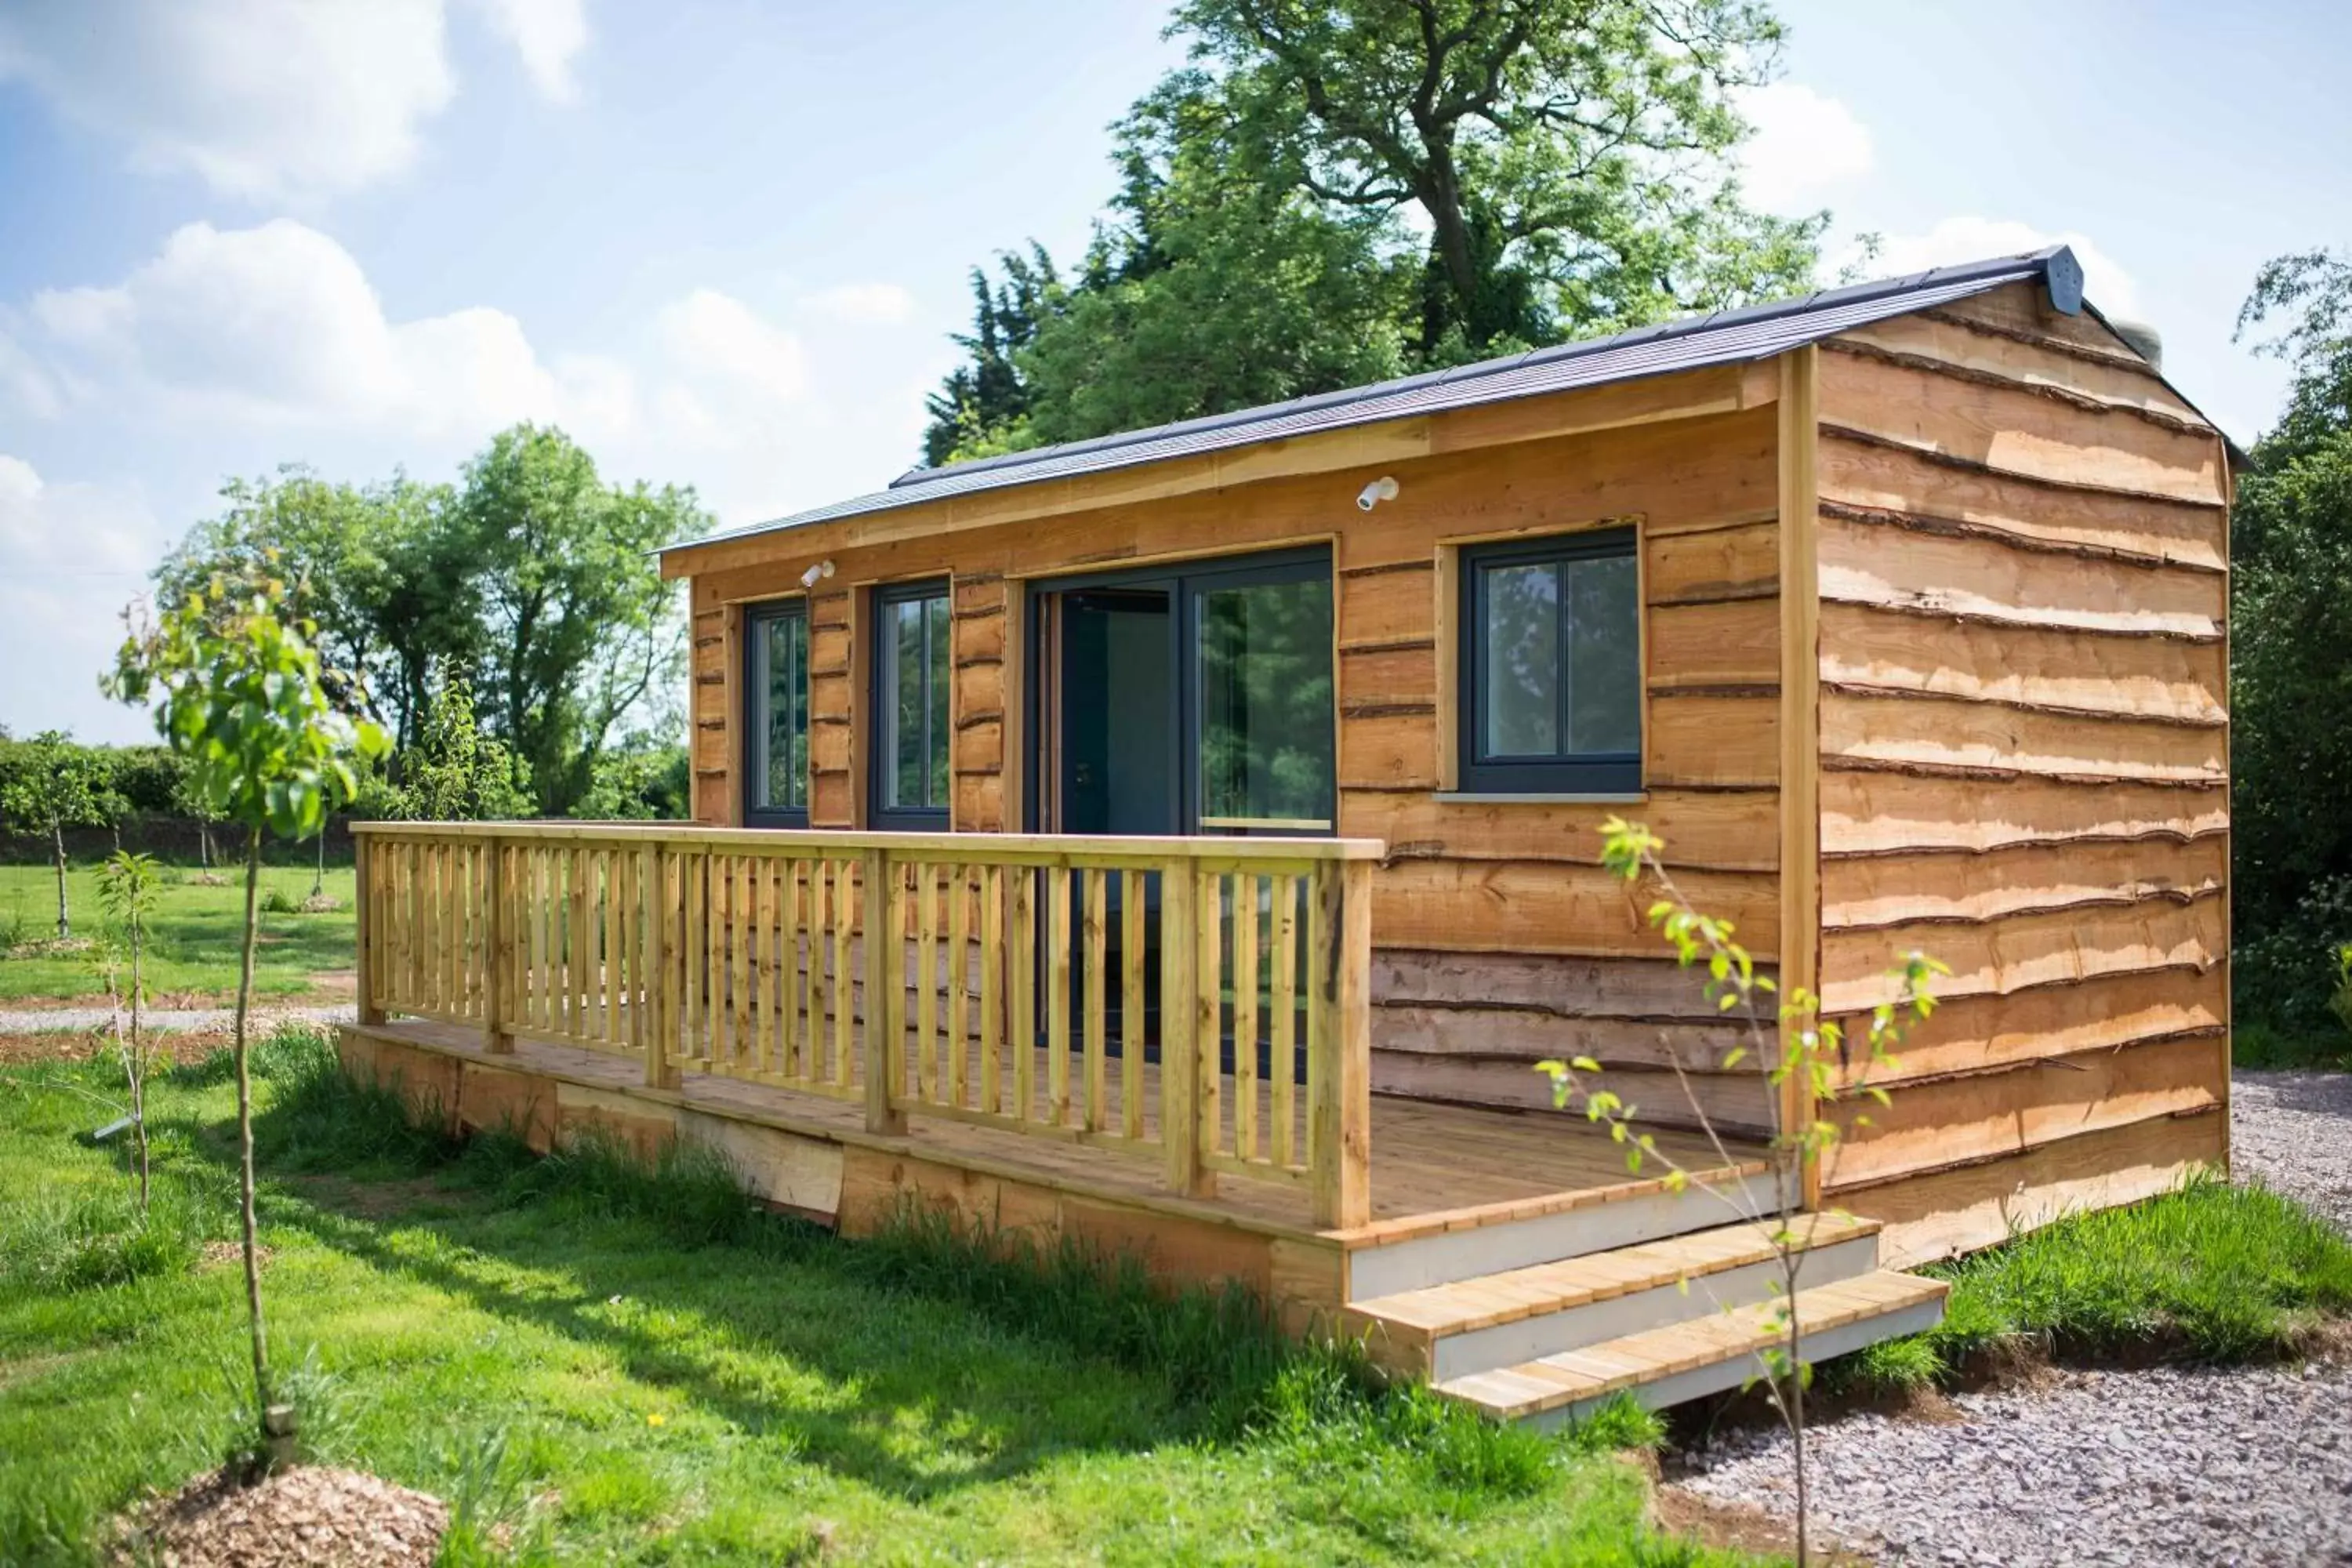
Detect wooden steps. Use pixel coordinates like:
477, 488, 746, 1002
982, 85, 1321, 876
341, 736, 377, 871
1339, 1173, 1948, 1423
1346, 1210, 1883, 1381
1432, 1270, 1949, 1431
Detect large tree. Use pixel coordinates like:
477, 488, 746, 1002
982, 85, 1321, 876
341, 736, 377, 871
923, 0, 1820, 462
2230, 249, 2352, 1028
151, 428, 706, 817
153, 467, 466, 750
448, 426, 706, 815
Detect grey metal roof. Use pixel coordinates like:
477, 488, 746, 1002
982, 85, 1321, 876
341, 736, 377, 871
666, 246, 2085, 558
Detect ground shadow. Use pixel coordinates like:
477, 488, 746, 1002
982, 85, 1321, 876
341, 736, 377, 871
216, 1120, 1233, 1505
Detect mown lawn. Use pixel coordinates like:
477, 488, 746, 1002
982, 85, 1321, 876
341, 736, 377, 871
0, 862, 356, 1003
0, 1037, 1758, 1566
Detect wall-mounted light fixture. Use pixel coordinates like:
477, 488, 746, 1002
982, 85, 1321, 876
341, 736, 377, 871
800, 558, 837, 589
1356, 476, 1400, 512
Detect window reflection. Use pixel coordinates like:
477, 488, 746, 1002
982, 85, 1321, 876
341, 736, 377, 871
1197, 576, 1334, 827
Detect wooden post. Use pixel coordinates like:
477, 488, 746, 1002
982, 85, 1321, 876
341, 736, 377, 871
649, 848, 681, 1091
633, 844, 655, 1079
354, 832, 384, 1026
863, 847, 906, 1134
1309, 858, 1371, 1229
1160, 858, 1211, 1199
484, 838, 513, 1054
1777, 343, 1824, 1210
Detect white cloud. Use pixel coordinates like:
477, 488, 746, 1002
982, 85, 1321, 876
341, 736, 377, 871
0, 323, 63, 419
1737, 82, 1874, 215
0, 456, 165, 742
26, 220, 635, 443
466, 0, 589, 103
13, 220, 861, 493
0, 0, 455, 201
801, 282, 918, 326
1857, 217, 2143, 318
660, 289, 810, 408
0, 0, 590, 201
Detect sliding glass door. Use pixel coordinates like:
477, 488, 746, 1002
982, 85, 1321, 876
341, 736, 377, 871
1028, 547, 1331, 1061
1029, 546, 1334, 840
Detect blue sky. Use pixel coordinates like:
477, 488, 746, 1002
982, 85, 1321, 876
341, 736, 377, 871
2, 0, 2344, 743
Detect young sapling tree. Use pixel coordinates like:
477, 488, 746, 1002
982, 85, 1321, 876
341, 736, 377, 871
109, 569, 387, 1472
96, 851, 165, 1210
1541, 818, 1944, 1568
0, 730, 122, 940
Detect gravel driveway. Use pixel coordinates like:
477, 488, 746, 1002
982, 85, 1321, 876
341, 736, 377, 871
0, 1004, 354, 1035
1671, 1069, 2352, 1567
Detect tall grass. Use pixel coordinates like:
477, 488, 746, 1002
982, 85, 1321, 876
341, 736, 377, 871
244, 1031, 1607, 1484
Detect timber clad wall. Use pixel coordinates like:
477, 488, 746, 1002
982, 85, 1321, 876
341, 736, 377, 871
673, 285, 2234, 1252
1812, 281, 2232, 1261
683, 371, 1789, 1136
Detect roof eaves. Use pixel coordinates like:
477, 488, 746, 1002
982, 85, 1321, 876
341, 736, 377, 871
670, 248, 2077, 561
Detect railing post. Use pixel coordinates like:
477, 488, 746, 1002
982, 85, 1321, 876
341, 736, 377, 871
354, 830, 385, 1026
484, 837, 513, 1054
1160, 858, 1213, 1200
1309, 858, 1372, 1229
648, 846, 681, 1090
863, 846, 906, 1134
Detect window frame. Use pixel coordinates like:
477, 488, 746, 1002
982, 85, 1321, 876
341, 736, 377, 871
742, 597, 811, 828
1455, 527, 1643, 796
1019, 545, 1337, 837
869, 577, 953, 829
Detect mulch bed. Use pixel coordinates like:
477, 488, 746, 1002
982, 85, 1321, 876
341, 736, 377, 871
117, 1465, 448, 1568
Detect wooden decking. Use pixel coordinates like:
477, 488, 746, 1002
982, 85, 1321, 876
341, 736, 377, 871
348, 1016, 1755, 1243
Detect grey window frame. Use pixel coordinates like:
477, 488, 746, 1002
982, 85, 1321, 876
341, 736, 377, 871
742, 599, 811, 827
1457, 528, 1642, 794
869, 578, 953, 829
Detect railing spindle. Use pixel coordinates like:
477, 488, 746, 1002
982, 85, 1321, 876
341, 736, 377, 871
1271, 872, 1299, 1168
1011, 866, 1036, 1123
980, 864, 1003, 1115
1120, 869, 1145, 1141
1235, 873, 1260, 1163
916, 864, 938, 1101
1046, 863, 1070, 1127
1083, 868, 1107, 1133
947, 866, 971, 1111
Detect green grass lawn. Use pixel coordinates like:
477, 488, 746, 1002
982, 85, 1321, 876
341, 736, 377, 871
1840, 1173, 2352, 1390
0, 1036, 1759, 1567
0, 862, 356, 1004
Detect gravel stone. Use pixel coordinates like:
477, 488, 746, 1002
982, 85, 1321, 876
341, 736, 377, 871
2233, 1069, 2352, 1235
1675, 1362, 2352, 1567
0, 1004, 353, 1036
1670, 1072, 2352, 1566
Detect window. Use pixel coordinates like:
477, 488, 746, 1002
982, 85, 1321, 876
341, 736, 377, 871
1458, 528, 1641, 793
872, 579, 951, 826
744, 601, 810, 826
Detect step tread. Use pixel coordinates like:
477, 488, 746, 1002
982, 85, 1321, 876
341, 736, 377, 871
1435, 1269, 1947, 1421
1348, 1210, 1880, 1338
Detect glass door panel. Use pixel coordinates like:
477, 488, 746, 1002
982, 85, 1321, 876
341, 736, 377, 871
1194, 573, 1334, 834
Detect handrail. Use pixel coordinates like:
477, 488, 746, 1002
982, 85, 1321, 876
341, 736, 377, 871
354, 822, 1377, 1226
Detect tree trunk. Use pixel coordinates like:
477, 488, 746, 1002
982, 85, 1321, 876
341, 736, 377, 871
311, 829, 325, 901
234, 827, 283, 1469
1416, 144, 1479, 349
51, 822, 69, 939
132, 919, 149, 1212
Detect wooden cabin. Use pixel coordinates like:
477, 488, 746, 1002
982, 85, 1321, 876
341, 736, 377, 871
340, 246, 2232, 1424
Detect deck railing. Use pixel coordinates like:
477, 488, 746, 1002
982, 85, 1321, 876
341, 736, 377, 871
352, 822, 1379, 1225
